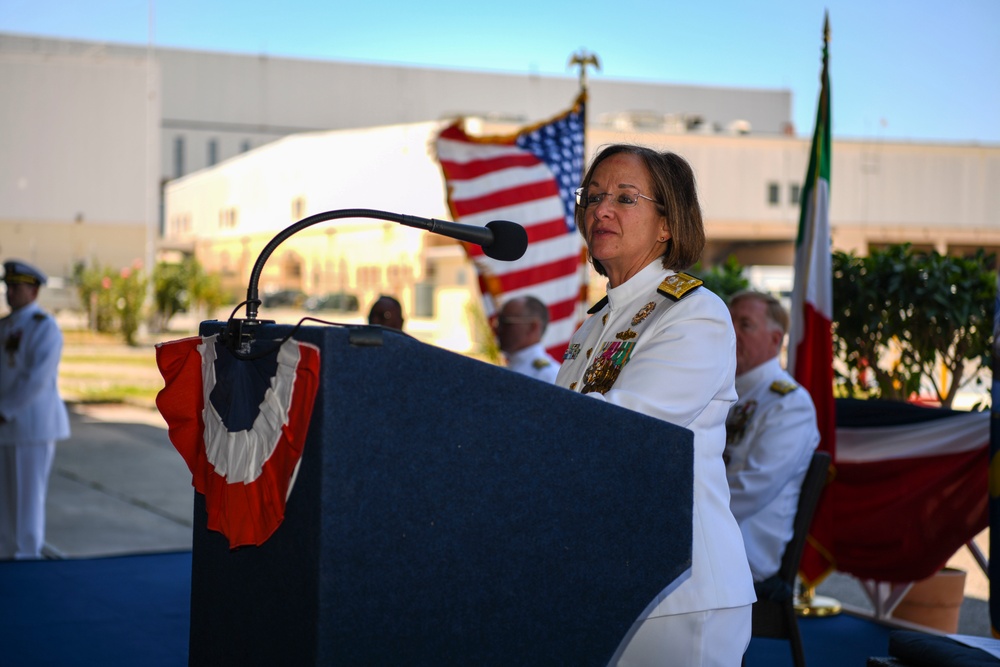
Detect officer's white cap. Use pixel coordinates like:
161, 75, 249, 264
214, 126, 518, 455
2, 260, 47, 286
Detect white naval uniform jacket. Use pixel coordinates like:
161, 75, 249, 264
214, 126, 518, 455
555, 261, 755, 617
505, 342, 561, 384
724, 356, 820, 582
0, 301, 71, 444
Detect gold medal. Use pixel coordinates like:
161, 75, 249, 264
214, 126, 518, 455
581, 341, 636, 395
631, 301, 656, 325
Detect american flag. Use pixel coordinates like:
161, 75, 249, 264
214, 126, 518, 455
434, 93, 588, 360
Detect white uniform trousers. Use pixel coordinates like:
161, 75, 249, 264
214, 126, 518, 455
0, 440, 56, 559
611, 604, 752, 667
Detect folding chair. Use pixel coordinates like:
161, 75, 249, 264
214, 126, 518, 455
749, 450, 832, 667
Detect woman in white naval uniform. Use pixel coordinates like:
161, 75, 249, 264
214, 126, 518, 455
555, 146, 755, 665
0, 260, 71, 559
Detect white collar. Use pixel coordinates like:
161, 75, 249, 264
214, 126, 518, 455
735, 356, 782, 395
506, 342, 547, 364
606, 261, 672, 312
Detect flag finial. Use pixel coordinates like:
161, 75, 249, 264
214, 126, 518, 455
568, 49, 600, 92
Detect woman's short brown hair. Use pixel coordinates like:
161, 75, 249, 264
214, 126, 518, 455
575, 144, 705, 275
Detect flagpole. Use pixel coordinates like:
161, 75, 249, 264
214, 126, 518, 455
568, 50, 600, 321
791, 11, 842, 618
568, 49, 600, 94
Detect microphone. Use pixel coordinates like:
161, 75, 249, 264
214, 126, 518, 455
484, 220, 530, 262
397, 214, 528, 262
225, 209, 529, 352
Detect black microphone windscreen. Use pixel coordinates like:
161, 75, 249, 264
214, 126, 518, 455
483, 220, 528, 261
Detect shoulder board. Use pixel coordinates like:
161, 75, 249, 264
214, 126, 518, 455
532, 358, 551, 369
587, 296, 609, 315
32, 312, 47, 321
656, 272, 703, 301
770, 380, 798, 396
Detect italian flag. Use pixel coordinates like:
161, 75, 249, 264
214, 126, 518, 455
789, 13, 837, 587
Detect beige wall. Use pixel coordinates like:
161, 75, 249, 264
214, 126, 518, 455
0, 219, 148, 278
0, 219, 149, 313
0, 49, 160, 286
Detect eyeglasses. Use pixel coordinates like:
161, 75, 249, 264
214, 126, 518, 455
496, 316, 537, 326
574, 187, 660, 209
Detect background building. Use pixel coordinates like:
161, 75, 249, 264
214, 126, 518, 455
0, 32, 791, 305
163, 118, 1000, 352
2, 32, 997, 349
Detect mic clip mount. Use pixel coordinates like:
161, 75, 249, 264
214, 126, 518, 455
221, 317, 273, 355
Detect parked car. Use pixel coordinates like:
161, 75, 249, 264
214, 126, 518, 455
261, 289, 307, 308
304, 292, 360, 313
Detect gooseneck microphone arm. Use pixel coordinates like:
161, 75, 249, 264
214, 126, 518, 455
242, 208, 527, 324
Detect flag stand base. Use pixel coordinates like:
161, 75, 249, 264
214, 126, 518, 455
795, 585, 842, 617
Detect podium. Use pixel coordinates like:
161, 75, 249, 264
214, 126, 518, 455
187, 322, 695, 666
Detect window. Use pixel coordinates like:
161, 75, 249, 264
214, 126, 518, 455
291, 196, 305, 221
415, 282, 435, 318
789, 184, 801, 206
169, 213, 192, 236
357, 265, 382, 289
767, 182, 780, 206
208, 139, 218, 167
219, 207, 238, 229
173, 136, 185, 178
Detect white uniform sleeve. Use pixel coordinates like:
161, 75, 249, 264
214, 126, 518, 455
727, 392, 818, 522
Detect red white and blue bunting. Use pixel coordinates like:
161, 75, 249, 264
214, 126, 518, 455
155, 334, 320, 548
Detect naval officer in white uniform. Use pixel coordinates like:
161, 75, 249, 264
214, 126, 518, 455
496, 295, 560, 384
555, 145, 754, 666
0, 260, 71, 559
725, 290, 820, 597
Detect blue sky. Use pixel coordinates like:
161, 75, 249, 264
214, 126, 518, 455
3, 0, 998, 144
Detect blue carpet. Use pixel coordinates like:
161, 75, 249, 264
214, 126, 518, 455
0, 552, 191, 667
746, 613, 894, 667
0, 550, 894, 666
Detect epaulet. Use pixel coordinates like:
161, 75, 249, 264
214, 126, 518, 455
587, 296, 609, 314
770, 380, 798, 396
532, 358, 551, 370
656, 272, 703, 301
32, 312, 47, 321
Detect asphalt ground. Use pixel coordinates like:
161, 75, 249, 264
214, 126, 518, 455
43, 403, 191, 559
42, 401, 992, 638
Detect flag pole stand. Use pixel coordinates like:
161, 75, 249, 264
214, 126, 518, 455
795, 584, 842, 617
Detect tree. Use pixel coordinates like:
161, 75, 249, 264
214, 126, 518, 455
150, 260, 191, 333
831, 244, 995, 407
74, 261, 148, 345
189, 263, 227, 319
691, 255, 750, 302
151, 257, 228, 332
115, 262, 147, 346
75, 262, 117, 334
